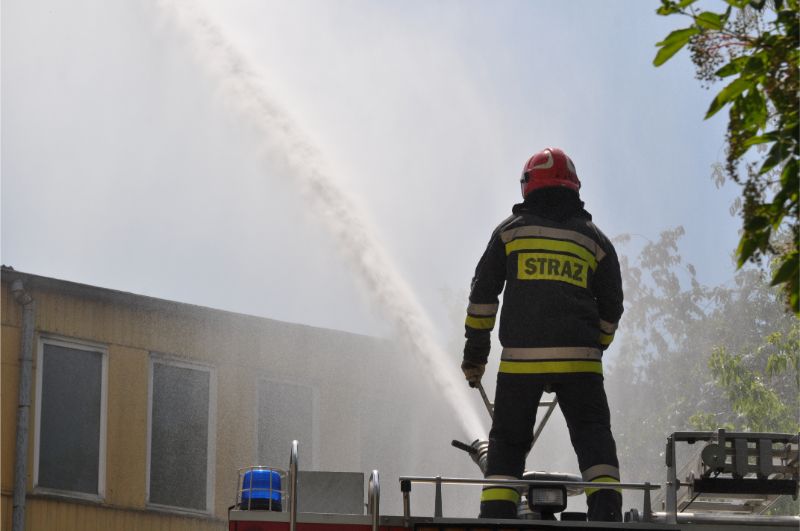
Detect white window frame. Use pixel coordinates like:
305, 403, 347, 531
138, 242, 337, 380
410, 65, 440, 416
255, 377, 319, 470
33, 335, 108, 501
146, 354, 217, 515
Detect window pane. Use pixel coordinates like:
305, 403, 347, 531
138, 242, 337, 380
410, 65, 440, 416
38, 343, 102, 494
149, 362, 210, 511
258, 381, 313, 468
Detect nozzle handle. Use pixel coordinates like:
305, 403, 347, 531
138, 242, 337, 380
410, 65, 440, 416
476, 382, 494, 420
451, 439, 479, 455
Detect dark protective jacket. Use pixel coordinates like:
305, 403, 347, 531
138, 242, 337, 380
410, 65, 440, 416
463, 192, 623, 379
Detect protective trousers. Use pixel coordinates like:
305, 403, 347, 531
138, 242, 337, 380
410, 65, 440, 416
479, 374, 622, 521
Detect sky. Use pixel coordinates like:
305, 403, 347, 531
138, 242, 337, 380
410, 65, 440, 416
2, 0, 744, 501
2, 0, 741, 338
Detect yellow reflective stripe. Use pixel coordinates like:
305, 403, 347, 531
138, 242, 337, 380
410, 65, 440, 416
499, 360, 603, 375
502, 347, 601, 361
505, 238, 598, 270
599, 333, 615, 346
500, 226, 606, 261
480, 487, 521, 503
585, 476, 622, 496
582, 464, 620, 482
599, 319, 618, 334
466, 315, 496, 330
467, 302, 499, 316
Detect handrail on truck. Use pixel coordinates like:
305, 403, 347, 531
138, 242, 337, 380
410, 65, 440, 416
289, 440, 298, 531
664, 430, 799, 525
288, 440, 380, 531
368, 470, 380, 531
398, 475, 660, 521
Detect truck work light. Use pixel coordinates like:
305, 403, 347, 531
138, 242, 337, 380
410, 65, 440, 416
527, 484, 567, 515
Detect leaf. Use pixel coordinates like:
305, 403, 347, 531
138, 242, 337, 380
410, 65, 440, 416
736, 235, 758, 266
759, 141, 790, 175
657, 0, 698, 15
743, 54, 766, 75
744, 215, 770, 231
705, 77, 752, 119
743, 132, 778, 148
696, 11, 724, 30
715, 57, 748, 77
780, 157, 798, 188
770, 251, 799, 286
740, 89, 768, 130
654, 27, 699, 66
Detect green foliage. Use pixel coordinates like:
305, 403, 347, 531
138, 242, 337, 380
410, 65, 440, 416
693, 324, 799, 432
654, 0, 799, 313
608, 228, 798, 487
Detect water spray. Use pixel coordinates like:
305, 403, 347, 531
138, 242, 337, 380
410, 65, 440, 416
156, 0, 486, 439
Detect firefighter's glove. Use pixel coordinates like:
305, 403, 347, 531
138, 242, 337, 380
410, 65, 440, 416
461, 360, 485, 388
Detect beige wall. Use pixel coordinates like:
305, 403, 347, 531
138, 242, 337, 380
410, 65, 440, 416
105, 345, 148, 508
0, 272, 382, 530
22, 497, 226, 531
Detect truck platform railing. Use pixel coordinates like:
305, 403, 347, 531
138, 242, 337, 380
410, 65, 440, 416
661, 430, 798, 525
398, 475, 661, 521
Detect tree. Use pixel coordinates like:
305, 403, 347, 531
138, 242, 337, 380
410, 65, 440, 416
691, 322, 799, 433
653, 0, 799, 313
607, 228, 797, 488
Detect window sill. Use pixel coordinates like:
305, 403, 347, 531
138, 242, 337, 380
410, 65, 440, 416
30, 488, 105, 505
146, 502, 214, 519
28, 491, 224, 522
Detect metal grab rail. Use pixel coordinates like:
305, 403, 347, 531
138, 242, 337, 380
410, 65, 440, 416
368, 470, 380, 531
399, 475, 660, 520
289, 440, 298, 531
664, 430, 799, 525
288, 443, 379, 530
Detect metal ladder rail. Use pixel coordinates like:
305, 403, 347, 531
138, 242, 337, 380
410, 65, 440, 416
399, 475, 660, 521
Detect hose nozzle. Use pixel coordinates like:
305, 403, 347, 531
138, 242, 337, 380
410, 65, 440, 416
452, 439, 489, 475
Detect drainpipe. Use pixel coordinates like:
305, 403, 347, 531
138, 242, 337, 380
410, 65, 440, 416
11, 279, 35, 531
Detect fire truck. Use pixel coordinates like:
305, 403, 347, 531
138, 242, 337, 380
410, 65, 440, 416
228, 392, 799, 531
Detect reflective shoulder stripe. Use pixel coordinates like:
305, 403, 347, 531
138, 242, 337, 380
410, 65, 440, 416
480, 487, 521, 503
581, 464, 620, 482
585, 476, 622, 496
467, 302, 499, 316
500, 226, 606, 261
499, 360, 603, 375
599, 319, 618, 334
501, 347, 602, 361
505, 238, 598, 270
466, 315, 496, 330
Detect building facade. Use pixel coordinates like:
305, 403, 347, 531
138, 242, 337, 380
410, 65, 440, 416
1, 268, 469, 530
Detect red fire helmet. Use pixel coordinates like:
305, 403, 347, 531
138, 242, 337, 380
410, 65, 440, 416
520, 147, 581, 198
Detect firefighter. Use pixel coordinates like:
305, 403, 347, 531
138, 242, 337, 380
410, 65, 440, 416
461, 147, 624, 521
